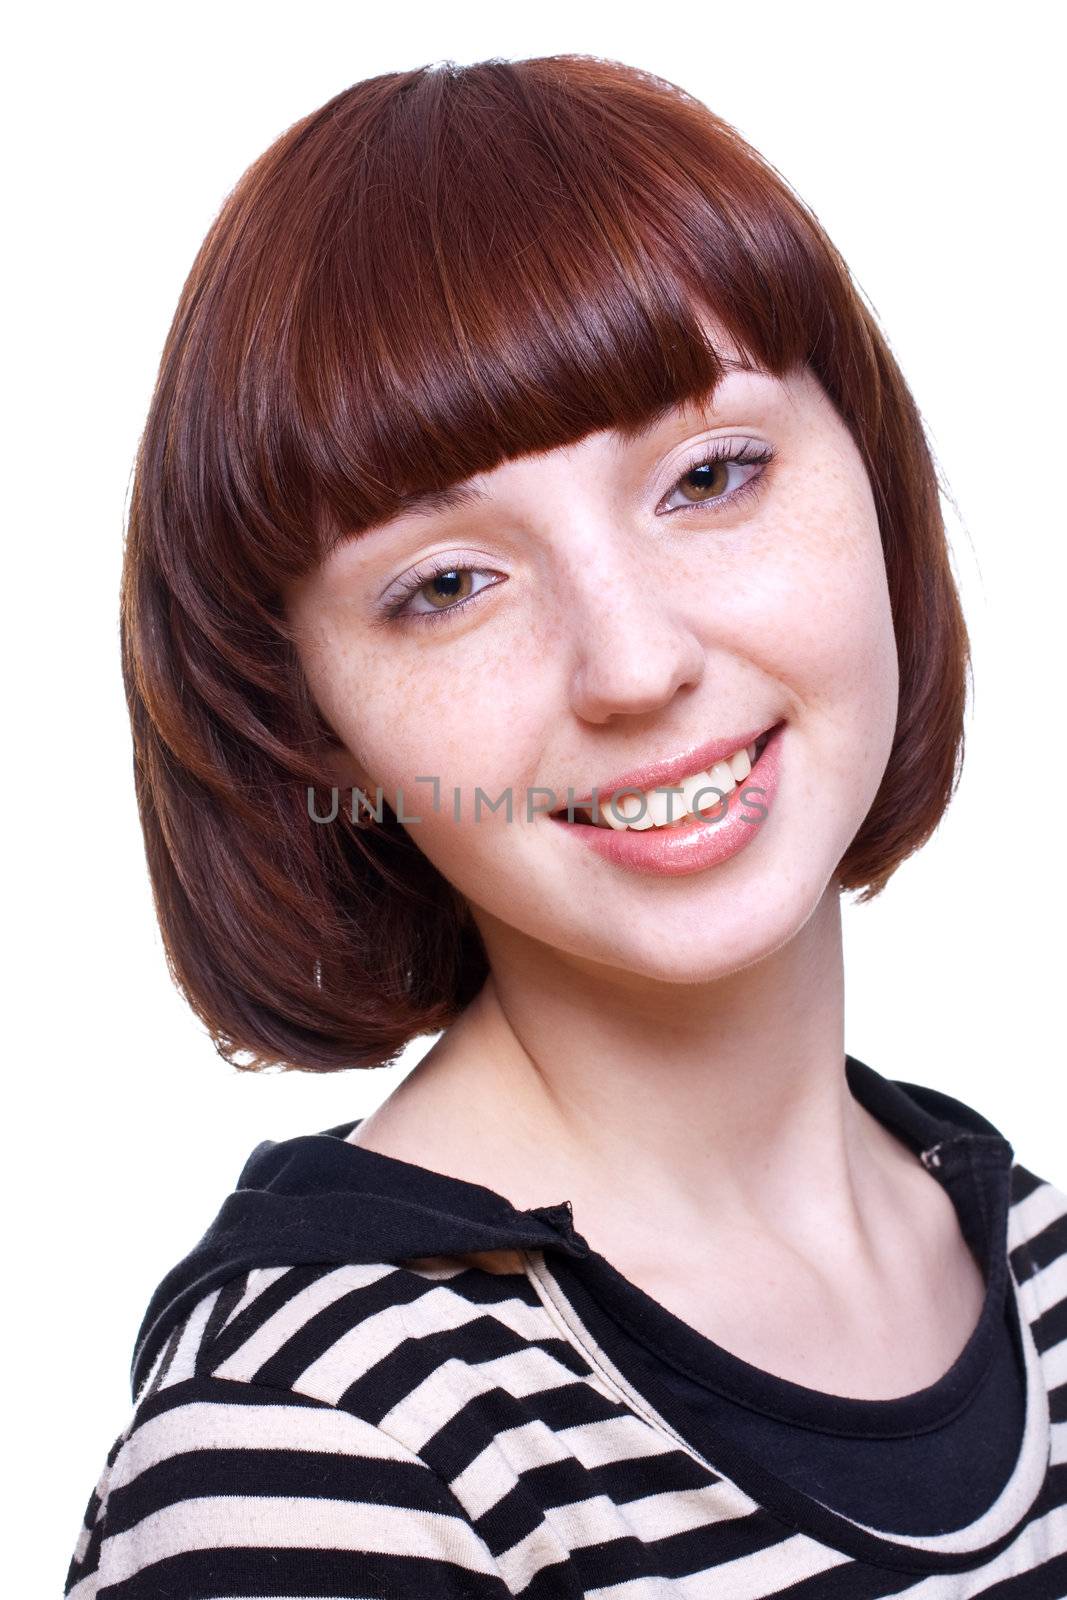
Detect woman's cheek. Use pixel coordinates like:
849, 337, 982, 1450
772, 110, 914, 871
357, 665, 551, 844
748, 473, 891, 691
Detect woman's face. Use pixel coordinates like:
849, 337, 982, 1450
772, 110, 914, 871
284, 355, 899, 985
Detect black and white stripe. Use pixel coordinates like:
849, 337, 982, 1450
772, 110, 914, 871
65, 1165, 1067, 1598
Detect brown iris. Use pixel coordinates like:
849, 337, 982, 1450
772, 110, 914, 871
679, 461, 730, 503
422, 569, 473, 609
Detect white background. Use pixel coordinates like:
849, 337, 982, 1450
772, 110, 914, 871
5, 4, 1063, 1588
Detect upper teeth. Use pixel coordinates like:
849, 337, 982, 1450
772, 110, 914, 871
575, 742, 758, 831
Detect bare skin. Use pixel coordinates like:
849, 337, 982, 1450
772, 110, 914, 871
286, 347, 987, 1403
347, 963, 987, 1401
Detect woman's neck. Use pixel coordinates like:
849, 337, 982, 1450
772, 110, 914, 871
356, 885, 907, 1246
349, 884, 985, 1397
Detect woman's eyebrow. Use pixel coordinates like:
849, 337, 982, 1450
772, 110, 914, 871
393, 481, 492, 521
614, 358, 763, 445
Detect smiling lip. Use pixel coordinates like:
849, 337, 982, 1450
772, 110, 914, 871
548, 721, 785, 878
556, 720, 783, 810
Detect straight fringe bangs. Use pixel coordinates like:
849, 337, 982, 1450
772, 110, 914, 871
122, 54, 971, 1071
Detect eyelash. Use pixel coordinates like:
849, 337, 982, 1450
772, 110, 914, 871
380, 438, 776, 630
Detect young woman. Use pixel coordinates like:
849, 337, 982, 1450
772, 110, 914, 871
65, 53, 1066, 1599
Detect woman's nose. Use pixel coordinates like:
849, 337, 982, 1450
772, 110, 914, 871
563, 560, 706, 724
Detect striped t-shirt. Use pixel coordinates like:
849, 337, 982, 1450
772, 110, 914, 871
65, 1056, 1067, 1597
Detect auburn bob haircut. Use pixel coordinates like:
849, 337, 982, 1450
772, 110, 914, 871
122, 54, 970, 1073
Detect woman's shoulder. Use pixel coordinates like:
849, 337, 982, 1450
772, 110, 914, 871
1008, 1156, 1067, 1279
146, 1251, 538, 1397
66, 1254, 542, 1597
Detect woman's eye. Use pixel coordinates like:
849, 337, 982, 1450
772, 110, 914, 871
660, 442, 774, 514
382, 442, 775, 629
383, 564, 500, 626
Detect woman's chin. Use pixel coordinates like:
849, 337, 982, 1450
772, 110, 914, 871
538, 878, 830, 986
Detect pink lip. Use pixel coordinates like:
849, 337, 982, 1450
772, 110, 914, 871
557, 720, 782, 810
548, 721, 785, 878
